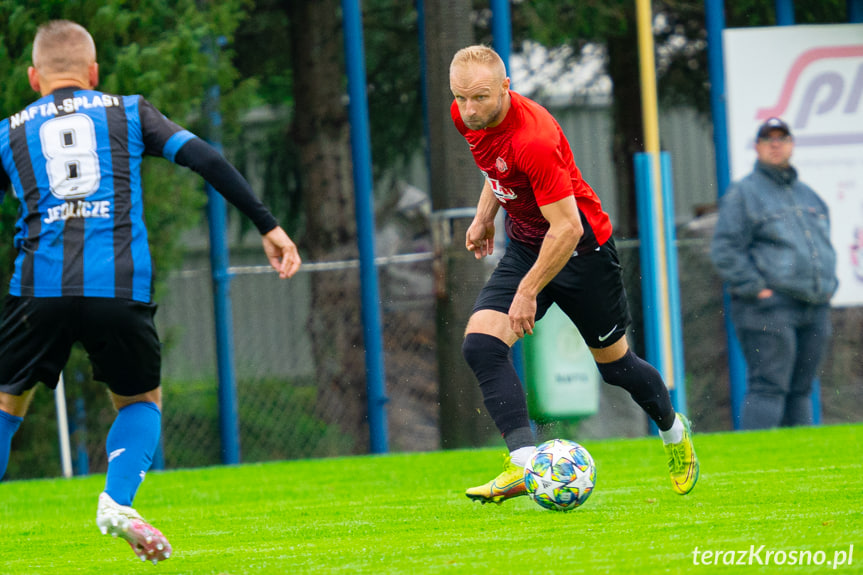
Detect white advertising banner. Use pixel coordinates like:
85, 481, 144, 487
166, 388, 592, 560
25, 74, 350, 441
723, 24, 863, 307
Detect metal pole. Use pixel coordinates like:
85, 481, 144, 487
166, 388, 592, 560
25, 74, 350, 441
705, 0, 748, 429
660, 153, 686, 414
54, 375, 72, 478
850, 0, 863, 23
341, 0, 389, 454
205, 35, 241, 464
774, 0, 795, 25
634, 154, 661, 379
74, 397, 89, 475
491, 0, 512, 75
635, 0, 675, 391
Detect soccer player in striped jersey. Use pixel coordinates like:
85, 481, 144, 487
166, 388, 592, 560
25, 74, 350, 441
449, 46, 699, 504
0, 20, 301, 563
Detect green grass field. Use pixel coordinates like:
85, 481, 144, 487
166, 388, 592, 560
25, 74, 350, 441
1, 424, 861, 574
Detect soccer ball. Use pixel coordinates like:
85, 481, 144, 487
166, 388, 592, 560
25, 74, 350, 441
524, 439, 596, 511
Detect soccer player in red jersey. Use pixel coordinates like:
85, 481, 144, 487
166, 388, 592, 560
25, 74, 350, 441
450, 45, 699, 503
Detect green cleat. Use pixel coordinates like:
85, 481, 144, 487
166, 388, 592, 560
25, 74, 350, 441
665, 413, 700, 495
465, 456, 528, 504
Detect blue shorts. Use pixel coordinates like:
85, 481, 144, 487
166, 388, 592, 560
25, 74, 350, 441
472, 237, 631, 348
0, 296, 161, 396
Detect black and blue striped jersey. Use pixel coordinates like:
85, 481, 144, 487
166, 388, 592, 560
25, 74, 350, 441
0, 87, 278, 303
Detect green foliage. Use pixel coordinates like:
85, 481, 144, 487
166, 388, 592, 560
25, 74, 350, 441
237, 377, 356, 462
507, 0, 848, 114
363, 1, 424, 181
231, 0, 425, 230
508, 0, 630, 46
232, 0, 293, 106
1, 424, 861, 573
0, 1, 255, 478
159, 375, 353, 468
0, 198, 16, 292
159, 379, 221, 468
727, 0, 848, 27
7, 371, 350, 479
0, 0, 252, 291
140, 161, 205, 302
4, 386, 61, 479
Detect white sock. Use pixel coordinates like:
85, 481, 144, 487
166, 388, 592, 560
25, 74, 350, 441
510, 446, 536, 467
659, 415, 684, 445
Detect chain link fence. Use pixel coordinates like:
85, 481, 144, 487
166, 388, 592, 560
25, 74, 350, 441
154, 252, 441, 470
5, 234, 862, 480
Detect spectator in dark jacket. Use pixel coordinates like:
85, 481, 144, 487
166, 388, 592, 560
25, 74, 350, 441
711, 117, 838, 430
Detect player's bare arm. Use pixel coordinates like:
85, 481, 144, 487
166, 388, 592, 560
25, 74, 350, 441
508, 195, 583, 337
465, 179, 500, 259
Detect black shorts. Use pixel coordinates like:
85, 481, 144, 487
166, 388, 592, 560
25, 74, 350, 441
473, 237, 631, 348
0, 296, 161, 397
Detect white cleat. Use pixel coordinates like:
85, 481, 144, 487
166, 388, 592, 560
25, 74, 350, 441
96, 492, 172, 564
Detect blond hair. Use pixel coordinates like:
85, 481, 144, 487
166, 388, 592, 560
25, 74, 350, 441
32, 20, 96, 76
450, 45, 506, 81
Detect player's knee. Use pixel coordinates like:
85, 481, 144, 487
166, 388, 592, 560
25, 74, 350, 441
462, 332, 509, 372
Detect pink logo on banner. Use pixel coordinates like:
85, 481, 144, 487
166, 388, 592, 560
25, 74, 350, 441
756, 45, 863, 146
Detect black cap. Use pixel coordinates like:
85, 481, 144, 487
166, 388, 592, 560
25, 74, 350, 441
756, 117, 792, 140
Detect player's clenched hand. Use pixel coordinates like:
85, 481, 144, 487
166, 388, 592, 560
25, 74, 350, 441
508, 291, 536, 338
465, 219, 495, 259
262, 226, 302, 279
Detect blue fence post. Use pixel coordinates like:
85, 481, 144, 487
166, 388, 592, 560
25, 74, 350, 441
341, 0, 389, 454
491, 0, 512, 73
660, 153, 686, 414
635, 153, 660, 436
705, 0, 748, 430
774, 0, 795, 25
635, 153, 687, 425
204, 35, 241, 465
74, 396, 89, 476
634, 154, 661, 379
207, 183, 240, 464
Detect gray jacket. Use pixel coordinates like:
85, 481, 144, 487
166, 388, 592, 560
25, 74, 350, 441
710, 160, 838, 304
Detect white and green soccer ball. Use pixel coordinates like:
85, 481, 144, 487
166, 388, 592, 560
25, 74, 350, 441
524, 439, 596, 511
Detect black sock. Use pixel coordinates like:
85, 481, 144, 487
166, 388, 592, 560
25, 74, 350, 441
596, 349, 676, 431
462, 333, 533, 444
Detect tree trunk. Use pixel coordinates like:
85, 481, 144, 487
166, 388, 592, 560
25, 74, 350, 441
422, 0, 498, 448
607, 6, 645, 239
606, 10, 647, 361
288, 0, 368, 452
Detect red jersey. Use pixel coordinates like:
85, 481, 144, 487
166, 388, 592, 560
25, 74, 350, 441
451, 91, 612, 253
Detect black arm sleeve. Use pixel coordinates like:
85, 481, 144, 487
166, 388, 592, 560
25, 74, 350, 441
0, 163, 9, 200
173, 137, 279, 235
